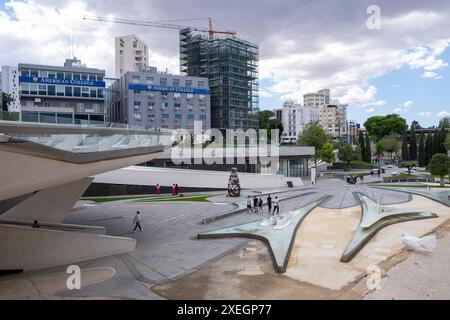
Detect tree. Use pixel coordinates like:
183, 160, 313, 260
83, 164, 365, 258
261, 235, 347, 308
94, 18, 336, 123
425, 134, 433, 165
444, 133, 450, 151
432, 129, 440, 155
258, 110, 283, 139
429, 153, 450, 187
400, 160, 418, 175
358, 131, 366, 161
401, 134, 409, 161
409, 126, 417, 161
1, 92, 13, 111
411, 120, 422, 130
364, 134, 372, 163
338, 143, 355, 170
418, 133, 427, 167
438, 127, 448, 153
438, 117, 450, 129
381, 136, 400, 160
376, 140, 384, 159
298, 122, 329, 167
364, 114, 407, 140
321, 142, 336, 164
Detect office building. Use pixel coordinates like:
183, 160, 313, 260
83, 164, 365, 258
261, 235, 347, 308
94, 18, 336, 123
115, 35, 149, 78
303, 89, 330, 108
320, 104, 348, 139
18, 58, 106, 124
346, 119, 360, 145
179, 28, 259, 130
1, 65, 21, 112
109, 66, 210, 130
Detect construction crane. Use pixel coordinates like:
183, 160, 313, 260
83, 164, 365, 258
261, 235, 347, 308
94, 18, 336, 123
83, 15, 236, 39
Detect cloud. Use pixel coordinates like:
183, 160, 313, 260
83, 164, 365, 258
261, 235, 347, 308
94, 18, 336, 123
436, 111, 450, 118
419, 112, 432, 117
366, 108, 375, 113
393, 107, 404, 113
404, 100, 413, 108
422, 71, 443, 79
337, 85, 386, 107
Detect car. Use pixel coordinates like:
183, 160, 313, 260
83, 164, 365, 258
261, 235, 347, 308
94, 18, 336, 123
386, 165, 394, 169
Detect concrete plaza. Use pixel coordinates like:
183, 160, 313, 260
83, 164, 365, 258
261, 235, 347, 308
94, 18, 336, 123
1, 173, 449, 300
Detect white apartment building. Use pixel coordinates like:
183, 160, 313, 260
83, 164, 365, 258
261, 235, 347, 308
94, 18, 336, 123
1, 65, 21, 112
278, 100, 320, 144
303, 89, 330, 108
115, 35, 149, 78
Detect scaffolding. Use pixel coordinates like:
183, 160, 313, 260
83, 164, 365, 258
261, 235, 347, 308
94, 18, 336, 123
180, 28, 259, 130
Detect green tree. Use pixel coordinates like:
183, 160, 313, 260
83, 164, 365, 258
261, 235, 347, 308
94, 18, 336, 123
425, 134, 433, 165
358, 131, 365, 161
401, 134, 409, 161
411, 120, 421, 130
338, 143, 354, 170
298, 122, 329, 167
258, 110, 283, 139
409, 127, 417, 160
400, 160, 418, 175
432, 129, 440, 155
321, 142, 336, 164
438, 117, 450, 129
364, 134, 372, 163
429, 153, 450, 187
381, 136, 400, 160
418, 133, 427, 167
438, 127, 448, 153
376, 140, 384, 159
1, 92, 13, 111
444, 133, 450, 151
364, 114, 408, 140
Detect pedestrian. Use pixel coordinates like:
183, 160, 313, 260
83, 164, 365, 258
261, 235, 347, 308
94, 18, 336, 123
155, 183, 161, 196
247, 196, 252, 213
258, 198, 263, 213
253, 196, 258, 213
172, 184, 176, 196
32, 220, 40, 229
267, 194, 272, 213
377, 169, 381, 177
272, 197, 280, 215
132, 211, 143, 233
175, 184, 179, 195
347, 176, 351, 184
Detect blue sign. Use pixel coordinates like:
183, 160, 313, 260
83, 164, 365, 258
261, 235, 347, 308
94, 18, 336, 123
19, 76, 106, 88
128, 84, 210, 95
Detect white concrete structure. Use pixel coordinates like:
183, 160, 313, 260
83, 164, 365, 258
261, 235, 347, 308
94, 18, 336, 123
0, 121, 171, 272
278, 100, 320, 144
1, 65, 21, 112
115, 35, 149, 78
94, 166, 305, 190
303, 89, 330, 108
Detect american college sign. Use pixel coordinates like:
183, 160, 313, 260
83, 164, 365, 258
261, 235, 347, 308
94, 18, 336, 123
19, 76, 106, 88
128, 84, 210, 95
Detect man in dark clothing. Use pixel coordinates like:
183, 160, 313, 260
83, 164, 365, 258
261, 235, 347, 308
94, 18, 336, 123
132, 211, 143, 233
253, 196, 258, 213
267, 194, 272, 213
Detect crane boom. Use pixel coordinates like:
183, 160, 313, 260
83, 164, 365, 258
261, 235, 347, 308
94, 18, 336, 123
83, 15, 237, 38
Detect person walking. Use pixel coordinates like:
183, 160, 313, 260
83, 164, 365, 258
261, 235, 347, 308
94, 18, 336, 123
272, 197, 280, 215
172, 184, 176, 196
267, 194, 272, 214
132, 211, 143, 233
155, 184, 161, 196
253, 196, 258, 213
247, 196, 252, 213
258, 198, 263, 213
175, 184, 179, 196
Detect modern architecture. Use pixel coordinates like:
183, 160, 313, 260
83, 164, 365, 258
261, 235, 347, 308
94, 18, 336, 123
1, 65, 21, 112
277, 100, 320, 143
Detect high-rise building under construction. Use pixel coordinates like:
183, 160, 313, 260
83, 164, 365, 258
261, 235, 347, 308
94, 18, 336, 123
179, 28, 259, 130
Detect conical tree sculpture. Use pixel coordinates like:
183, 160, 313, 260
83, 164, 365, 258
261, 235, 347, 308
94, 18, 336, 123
425, 134, 433, 165
418, 133, 426, 167
401, 134, 409, 161
227, 167, 241, 197
409, 127, 417, 160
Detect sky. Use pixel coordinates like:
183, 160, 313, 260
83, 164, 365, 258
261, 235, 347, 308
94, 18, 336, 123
1, 0, 449, 128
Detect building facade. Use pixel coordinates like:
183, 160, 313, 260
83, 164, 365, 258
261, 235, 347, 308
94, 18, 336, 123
115, 35, 149, 79
320, 104, 348, 139
303, 89, 330, 108
277, 100, 320, 144
18, 58, 106, 124
179, 28, 259, 130
1, 65, 21, 112
109, 67, 211, 130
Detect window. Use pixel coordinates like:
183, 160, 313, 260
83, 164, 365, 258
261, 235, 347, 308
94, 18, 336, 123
198, 81, 205, 88
161, 113, 169, 119
134, 101, 141, 110
38, 84, 47, 95
57, 86, 64, 97
38, 70, 48, 78
187, 93, 194, 100
161, 102, 168, 109
133, 113, 142, 121
73, 73, 80, 80
146, 77, 154, 85
174, 92, 181, 100
97, 75, 104, 82
132, 76, 140, 83
81, 73, 88, 81
161, 93, 168, 99
73, 87, 81, 97
160, 78, 167, 85
175, 114, 182, 119
40, 113, 56, 124
89, 74, 97, 81
65, 72, 72, 80
148, 101, 155, 107
200, 115, 207, 120
21, 83, 30, 94
82, 87, 90, 97
65, 86, 73, 97
30, 70, 38, 78
187, 114, 194, 120
147, 92, 155, 99
90, 88, 97, 98
199, 94, 205, 101
21, 69, 30, 77
97, 88, 104, 98
134, 90, 141, 95
187, 103, 194, 111
185, 80, 192, 87
174, 103, 181, 110
173, 79, 180, 86
29, 83, 38, 95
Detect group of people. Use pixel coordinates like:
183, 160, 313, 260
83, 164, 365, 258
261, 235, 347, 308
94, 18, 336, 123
346, 175, 360, 184
154, 183, 182, 196
370, 169, 382, 177
247, 194, 280, 215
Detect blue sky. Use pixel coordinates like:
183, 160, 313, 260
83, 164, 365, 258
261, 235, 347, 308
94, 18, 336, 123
1, 0, 449, 128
